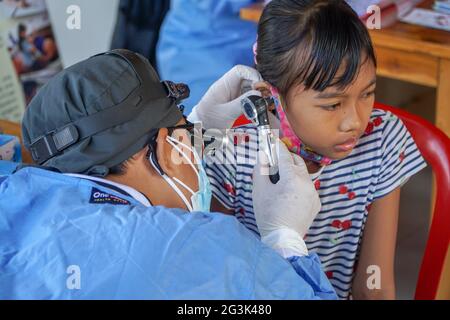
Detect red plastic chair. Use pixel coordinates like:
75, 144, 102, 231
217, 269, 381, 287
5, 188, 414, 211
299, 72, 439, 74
374, 102, 450, 300
233, 102, 450, 299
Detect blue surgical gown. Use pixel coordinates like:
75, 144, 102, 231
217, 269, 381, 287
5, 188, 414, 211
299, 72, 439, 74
0, 167, 337, 299
0, 161, 19, 176
157, 0, 258, 112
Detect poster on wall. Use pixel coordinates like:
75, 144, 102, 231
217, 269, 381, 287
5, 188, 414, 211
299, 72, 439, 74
0, 33, 26, 122
0, 0, 47, 18
0, 0, 62, 122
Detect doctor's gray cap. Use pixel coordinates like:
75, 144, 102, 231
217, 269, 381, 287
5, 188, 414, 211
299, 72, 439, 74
22, 49, 185, 177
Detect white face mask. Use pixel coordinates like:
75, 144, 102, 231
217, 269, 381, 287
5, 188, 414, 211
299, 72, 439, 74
149, 136, 212, 212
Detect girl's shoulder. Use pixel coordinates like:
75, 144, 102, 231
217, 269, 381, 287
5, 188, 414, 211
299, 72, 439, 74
366, 107, 402, 136
355, 107, 409, 156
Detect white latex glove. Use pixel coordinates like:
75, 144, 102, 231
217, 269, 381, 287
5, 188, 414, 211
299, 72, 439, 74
252, 141, 322, 258
188, 65, 263, 129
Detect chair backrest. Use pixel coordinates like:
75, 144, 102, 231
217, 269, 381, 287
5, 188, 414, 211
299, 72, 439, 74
374, 102, 450, 300
234, 102, 450, 299
0, 120, 33, 164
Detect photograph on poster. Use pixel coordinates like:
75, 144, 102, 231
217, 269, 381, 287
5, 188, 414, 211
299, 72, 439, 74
2, 12, 61, 104
0, 0, 47, 19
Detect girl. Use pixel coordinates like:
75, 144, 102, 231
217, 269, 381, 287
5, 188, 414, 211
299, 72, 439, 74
205, 0, 427, 299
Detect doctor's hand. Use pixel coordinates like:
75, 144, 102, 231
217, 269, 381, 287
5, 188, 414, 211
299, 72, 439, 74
188, 65, 262, 129
252, 141, 322, 258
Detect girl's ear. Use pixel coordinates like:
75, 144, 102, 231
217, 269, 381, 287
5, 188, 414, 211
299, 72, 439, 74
253, 81, 271, 95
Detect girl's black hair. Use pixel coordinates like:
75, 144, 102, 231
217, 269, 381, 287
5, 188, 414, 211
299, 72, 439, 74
256, 0, 377, 96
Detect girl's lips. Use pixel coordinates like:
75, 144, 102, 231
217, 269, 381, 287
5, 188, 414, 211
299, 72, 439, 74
334, 138, 358, 152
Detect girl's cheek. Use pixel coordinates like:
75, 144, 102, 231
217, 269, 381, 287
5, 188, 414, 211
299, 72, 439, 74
362, 104, 375, 132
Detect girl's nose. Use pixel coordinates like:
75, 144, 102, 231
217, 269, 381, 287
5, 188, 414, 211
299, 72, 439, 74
340, 104, 362, 133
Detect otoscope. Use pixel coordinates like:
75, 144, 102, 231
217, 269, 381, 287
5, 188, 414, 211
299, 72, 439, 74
241, 95, 280, 184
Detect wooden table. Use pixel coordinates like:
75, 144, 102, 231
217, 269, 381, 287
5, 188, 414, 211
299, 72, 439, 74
241, 0, 450, 299
241, 0, 450, 138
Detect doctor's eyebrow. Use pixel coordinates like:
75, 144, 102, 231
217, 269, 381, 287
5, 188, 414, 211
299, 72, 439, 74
314, 78, 377, 99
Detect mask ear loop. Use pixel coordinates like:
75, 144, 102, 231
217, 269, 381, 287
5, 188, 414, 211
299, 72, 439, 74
147, 131, 165, 176
166, 136, 200, 179
172, 177, 196, 195
148, 152, 194, 212
167, 136, 210, 206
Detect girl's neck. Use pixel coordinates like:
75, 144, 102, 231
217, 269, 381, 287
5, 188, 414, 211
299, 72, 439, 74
304, 159, 322, 174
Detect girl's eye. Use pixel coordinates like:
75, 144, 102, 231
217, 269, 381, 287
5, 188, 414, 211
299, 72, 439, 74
362, 90, 376, 99
321, 103, 340, 111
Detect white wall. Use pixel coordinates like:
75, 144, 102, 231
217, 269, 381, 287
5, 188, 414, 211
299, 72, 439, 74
46, 0, 119, 68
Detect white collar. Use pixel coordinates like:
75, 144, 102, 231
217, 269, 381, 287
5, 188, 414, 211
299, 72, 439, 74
65, 173, 151, 207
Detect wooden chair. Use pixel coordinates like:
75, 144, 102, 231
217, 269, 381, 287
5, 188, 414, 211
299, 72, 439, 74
374, 102, 450, 300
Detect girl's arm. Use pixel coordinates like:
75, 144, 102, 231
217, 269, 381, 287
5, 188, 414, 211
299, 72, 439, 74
352, 187, 401, 300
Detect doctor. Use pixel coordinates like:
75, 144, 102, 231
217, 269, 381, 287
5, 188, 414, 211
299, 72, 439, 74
0, 49, 336, 300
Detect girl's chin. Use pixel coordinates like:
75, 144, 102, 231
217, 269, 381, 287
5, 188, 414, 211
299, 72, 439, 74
322, 148, 355, 161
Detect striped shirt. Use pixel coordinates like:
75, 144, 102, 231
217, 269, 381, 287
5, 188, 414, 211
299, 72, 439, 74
204, 108, 427, 299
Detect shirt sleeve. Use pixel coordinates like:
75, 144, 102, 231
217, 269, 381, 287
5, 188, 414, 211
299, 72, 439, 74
204, 131, 239, 210
0, 161, 19, 176
205, 126, 260, 211
373, 111, 427, 200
